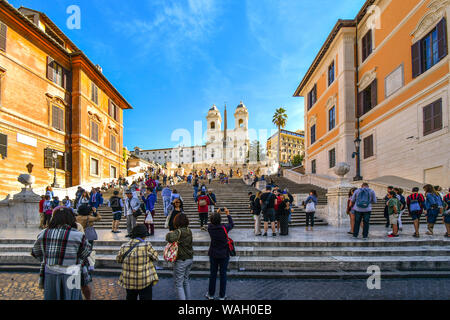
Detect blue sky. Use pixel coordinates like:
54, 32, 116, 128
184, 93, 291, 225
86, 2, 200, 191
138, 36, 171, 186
12, 0, 366, 150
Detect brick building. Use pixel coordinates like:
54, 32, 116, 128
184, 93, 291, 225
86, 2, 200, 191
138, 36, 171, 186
294, 0, 449, 187
0, 2, 132, 198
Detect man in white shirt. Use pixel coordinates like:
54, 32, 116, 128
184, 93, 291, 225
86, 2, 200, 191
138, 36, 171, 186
124, 189, 141, 238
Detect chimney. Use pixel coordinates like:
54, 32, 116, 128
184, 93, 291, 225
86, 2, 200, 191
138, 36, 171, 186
95, 64, 103, 73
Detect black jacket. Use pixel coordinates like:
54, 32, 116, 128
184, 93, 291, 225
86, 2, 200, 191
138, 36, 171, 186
208, 215, 234, 259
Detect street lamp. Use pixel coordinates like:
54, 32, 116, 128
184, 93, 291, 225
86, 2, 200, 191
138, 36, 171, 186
51, 150, 60, 188
352, 137, 363, 181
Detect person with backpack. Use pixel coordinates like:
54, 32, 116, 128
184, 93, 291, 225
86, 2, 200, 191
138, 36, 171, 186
166, 214, 194, 300
205, 208, 234, 300
443, 188, 450, 238
274, 190, 284, 234
260, 186, 277, 237
108, 190, 124, 233
278, 194, 291, 236
423, 184, 444, 236
406, 187, 425, 237
304, 190, 318, 232
351, 183, 377, 239
116, 225, 159, 300
386, 191, 401, 238
197, 191, 211, 231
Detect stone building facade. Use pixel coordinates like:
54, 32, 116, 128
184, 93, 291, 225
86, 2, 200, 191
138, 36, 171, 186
0, 3, 132, 198
267, 129, 305, 164
134, 102, 250, 168
294, 0, 450, 187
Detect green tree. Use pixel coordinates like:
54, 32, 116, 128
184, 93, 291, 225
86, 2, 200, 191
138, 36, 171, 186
292, 154, 304, 167
272, 108, 288, 164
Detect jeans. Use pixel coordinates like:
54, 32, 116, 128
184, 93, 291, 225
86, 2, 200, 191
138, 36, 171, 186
306, 212, 315, 227
208, 257, 230, 298
174, 259, 193, 300
126, 284, 152, 300
193, 187, 198, 201
353, 211, 371, 238
126, 215, 137, 235
199, 212, 208, 227
163, 197, 171, 217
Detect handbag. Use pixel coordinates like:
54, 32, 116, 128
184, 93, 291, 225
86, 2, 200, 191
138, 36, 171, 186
129, 199, 143, 218
84, 216, 98, 241
145, 211, 154, 224
222, 226, 236, 257
163, 229, 181, 262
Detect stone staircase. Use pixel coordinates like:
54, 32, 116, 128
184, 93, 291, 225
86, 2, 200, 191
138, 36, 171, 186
1, 237, 449, 278
269, 176, 445, 226
94, 179, 328, 230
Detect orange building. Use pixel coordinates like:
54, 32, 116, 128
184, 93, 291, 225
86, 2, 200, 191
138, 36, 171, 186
0, 2, 132, 198
294, 0, 449, 187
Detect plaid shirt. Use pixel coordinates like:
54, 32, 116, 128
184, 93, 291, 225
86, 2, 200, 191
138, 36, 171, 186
116, 239, 159, 290
31, 226, 92, 286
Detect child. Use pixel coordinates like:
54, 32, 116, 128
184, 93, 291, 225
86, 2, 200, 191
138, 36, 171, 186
43, 195, 53, 228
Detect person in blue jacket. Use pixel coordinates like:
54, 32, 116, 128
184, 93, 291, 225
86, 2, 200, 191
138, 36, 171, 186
89, 188, 103, 211
423, 184, 444, 236
142, 188, 157, 236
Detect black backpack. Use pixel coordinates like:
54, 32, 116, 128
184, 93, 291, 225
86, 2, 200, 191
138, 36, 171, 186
110, 196, 120, 208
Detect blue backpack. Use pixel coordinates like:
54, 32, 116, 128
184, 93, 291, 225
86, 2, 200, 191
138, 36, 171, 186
428, 194, 442, 209
409, 194, 422, 212
356, 188, 371, 209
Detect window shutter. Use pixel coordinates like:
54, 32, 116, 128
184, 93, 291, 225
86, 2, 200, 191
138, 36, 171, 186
367, 30, 372, 56
114, 105, 118, 121
371, 79, 378, 108
58, 108, 64, 131
313, 84, 317, 104
411, 41, 422, 78
108, 99, 112, 117
0, 133, 7, 158
62, 68, 72, 91
423, 105, 432, 135
433, 99, 442, 131
0, 22, 7, 52
47, 57, 54, 81
362, 34, 367, 62
437, 18, 448, 61
307, 92, 311, 110
44, 148, 53, 168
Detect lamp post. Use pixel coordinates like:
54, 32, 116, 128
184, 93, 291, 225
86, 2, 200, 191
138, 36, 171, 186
352, 136, 363, 181
51, 150, 60, 188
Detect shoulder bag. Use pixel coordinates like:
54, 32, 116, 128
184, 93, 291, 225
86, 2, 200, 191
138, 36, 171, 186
163, 229, 181, 262
222, 226, 236, 257
84, 216, 98, 241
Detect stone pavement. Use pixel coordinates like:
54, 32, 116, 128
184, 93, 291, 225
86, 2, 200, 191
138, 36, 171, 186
0, 272, 449, 300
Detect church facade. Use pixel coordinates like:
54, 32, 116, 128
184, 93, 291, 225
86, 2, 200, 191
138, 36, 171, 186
134, 102, 250, 167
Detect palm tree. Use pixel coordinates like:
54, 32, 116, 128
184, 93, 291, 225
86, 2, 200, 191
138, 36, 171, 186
272, 108, 288, 165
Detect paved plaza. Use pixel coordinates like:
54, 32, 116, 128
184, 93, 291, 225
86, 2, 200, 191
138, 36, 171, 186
0, 272, 449, 300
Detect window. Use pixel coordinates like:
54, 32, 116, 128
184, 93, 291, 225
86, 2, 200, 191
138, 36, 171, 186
363, 135, 374, 159
46, 57, 69, 89
423, 98, 443, 136
361, 30, 373, 62
329, 106, 336, 131
310, 124, 316, 145
90, 121, 99, 142
210, 122, 215, 130
44, 148, 66, 170
328, 61, 335, 86
90, 157, 99, 176
110, 166, 117, 178
0, 133, 7, 159
311, 160, 316, 174
91, 82, 98, 104
110, 134, 117, 152
51, 105, 64, 131
358, 79, 377, 117
108, 100, 119, 121
329, 149, 336, 168
307, 84, 317, 110
412, 18, 448, 78
0, 22, 7, 52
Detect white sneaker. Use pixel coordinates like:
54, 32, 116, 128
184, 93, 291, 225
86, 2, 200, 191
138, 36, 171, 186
205, 293, 214, 300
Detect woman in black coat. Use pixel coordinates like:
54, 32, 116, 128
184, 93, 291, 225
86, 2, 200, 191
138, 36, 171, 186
205, 208, 234, 300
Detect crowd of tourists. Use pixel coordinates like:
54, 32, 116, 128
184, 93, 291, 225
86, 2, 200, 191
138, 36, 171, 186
347, 183, 450, 239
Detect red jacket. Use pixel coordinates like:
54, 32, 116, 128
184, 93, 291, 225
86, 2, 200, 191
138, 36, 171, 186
197, 195, 210, 213
39, 199, 45, 213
